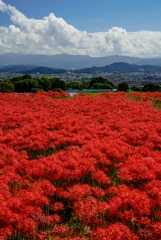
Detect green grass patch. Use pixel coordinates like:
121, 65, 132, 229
153, 98, 161, 109
127, 92, 143, 101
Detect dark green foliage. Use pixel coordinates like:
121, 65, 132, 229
131, 86, 142, 92
142, 83, 161, 92
89, 76, 114, 89
118, 82, 129, 92
1, 75, 66, 92
66, 77, 114, 90
28, 79, 39, 90
30, 88, 43, 92
66, 80, 91, 90
59, 80, 66, 91
66, 81, 80, 89
50, 77, 66, 90
79, 80, 91, 90
38, 78, 51, 91
0, 81, 14, 92
14, 79, 39, 92
10, 76, 22, 83
92, 83, 113, 89
22, 74, 32, 80
14, 80, 27, 92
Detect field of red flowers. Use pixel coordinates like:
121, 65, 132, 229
1, 91, 161, 239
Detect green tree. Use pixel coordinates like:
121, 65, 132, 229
10, 76, 22, 83
0, 81, 14, 92
118, 82, 129, 92
22, 74, 32, 80
66, 81, 80, 89
142, 83, 161, 92
28, 79, 39, 91
59, 80, 66, 91
79, 80, 91, 90
14, 80, 28, 92
89, 76, 114, 89
50, 77, 66, 90
38, 78, 51, 91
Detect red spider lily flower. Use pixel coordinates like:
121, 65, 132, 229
52, 224, 68, 235
90, 222, 138, 240
31, 179, 56, 196
68, 184, 92, 201
53, 202, 64, 211
16, 216, 36, 237
152, 222, 161, 237
92, 170, 111, 185
39, 214, 61, 226
74, 196, 109, 227
0, 225, 14, 240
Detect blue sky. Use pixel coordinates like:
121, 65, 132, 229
0, 0, 161, 57
1, 0, 161, 32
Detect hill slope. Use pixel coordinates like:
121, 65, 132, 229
73, 62, 161, 74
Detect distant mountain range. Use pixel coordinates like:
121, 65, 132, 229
1, 53, 161, 70
1, 62, 161, 75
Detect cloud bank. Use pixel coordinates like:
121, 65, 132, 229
0, 0, 161, 57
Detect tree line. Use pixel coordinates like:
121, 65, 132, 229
0, 75, 161, 92
0, 75, 115, 93
0, 75, 66, 93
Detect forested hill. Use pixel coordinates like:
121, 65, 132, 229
1, 62, 161, 74
0, 66, 67, 74
73, 62, 161, 74
21, 67, 67, 74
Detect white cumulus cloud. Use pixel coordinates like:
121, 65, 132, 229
0, 0, 161, 57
